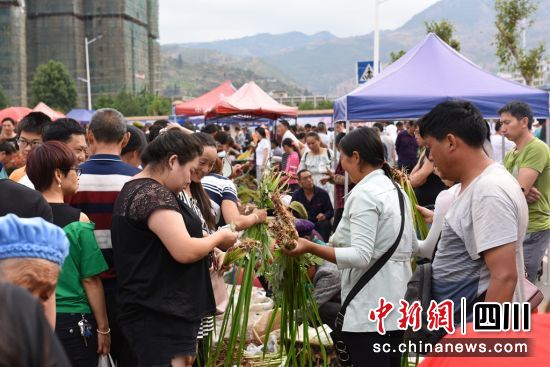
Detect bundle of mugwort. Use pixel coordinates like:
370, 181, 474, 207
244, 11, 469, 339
209, 171, 328, 367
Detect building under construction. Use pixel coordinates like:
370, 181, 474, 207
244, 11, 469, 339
0, 0, 160, 108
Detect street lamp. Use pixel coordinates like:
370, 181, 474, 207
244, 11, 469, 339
83, 34, 103, 110
373, 0, 389, 76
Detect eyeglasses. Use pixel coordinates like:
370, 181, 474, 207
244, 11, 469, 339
64, 167, 82, 176
17, 138, 42, 148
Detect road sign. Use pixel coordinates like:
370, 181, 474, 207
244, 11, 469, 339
357, 61, 379, 84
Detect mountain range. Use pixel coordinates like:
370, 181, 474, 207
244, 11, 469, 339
160, 0, 549, 98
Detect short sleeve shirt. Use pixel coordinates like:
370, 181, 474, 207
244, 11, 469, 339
282, 130, 299, 145
112, 178, 214, 321
56, 221, 109, 313
255, 138, 271, 165
432, 164, 528, 318
202, 174, 238, 225
504, 137, 550, 232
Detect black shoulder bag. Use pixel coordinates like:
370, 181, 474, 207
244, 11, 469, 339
331, 180, 405, 366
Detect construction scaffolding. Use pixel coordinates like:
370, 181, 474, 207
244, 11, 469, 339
0, 0, 160, 109
0, 0, 27, 106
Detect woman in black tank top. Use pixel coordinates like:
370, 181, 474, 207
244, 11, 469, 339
26, 141, 110, 367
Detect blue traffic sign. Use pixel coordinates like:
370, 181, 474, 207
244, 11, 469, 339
357, 61, 379, 84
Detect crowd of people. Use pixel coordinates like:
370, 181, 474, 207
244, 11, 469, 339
0, 98, 548, 367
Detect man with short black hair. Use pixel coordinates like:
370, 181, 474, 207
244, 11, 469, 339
202, 123, 220, 137
277, 119, 302, 148
499, 100, 550, 282
292, 169, 334, 242
419, 100, 527, 317
215, 131, 230, 152
490, 121, 515, 164
396, 121, 404, 134
335, 121, 346, 134
67, 108, 139, 366
43, 118, 88, 163
9, 112, 51, 187
277, 119, 304, 168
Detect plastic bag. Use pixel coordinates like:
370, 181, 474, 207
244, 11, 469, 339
98, 354, 115, 367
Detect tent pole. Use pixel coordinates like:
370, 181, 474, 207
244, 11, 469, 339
344, 121, 350, 198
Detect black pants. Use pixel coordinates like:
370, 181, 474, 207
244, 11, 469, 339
55, 313, 98, 367
340, 330, 404, 367
314, 219, 332, 242
104, 288, 138, 367
318, 301, 340, 327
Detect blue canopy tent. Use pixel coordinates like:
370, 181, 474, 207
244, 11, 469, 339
333, 33, 549, 121
66, 109, 95, 124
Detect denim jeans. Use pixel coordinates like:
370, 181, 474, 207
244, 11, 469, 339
523, 229, 550, 282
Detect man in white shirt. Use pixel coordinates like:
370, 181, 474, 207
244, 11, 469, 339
385, 121, 398, 142
419, 100, 527, 319
276, 120, 302, 147
255, 126, 271, 180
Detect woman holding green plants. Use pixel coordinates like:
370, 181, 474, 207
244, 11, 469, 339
284, 127, 418, 367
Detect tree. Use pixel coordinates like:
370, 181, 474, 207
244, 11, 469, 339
93, 90, 172, 116
298, 101, 315, 110
390, 50, 406, 63
424, 19, 461, 51
93, 94, 115, 111
494, 0, 545, 86
30, 60, 77, 112
297, 100, 333, 111
316, 100, 334, 109
0, 84, 9, 109
147, 95, 171, 116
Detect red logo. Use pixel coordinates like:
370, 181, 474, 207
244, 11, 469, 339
427, 299, 455, 334
368, 297, 395, 334
397, 300, 423, 331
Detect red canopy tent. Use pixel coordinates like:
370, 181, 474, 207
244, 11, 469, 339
174, 81, 236, 116
33, 102, 65, 120
0, 107, 33, 123
205, 81, 298, 120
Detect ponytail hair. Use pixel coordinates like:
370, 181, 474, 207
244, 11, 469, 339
381, 161, 393, 179
339, 127, 396, 179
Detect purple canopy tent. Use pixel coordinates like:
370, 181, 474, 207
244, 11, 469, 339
333, 33, 550, 121
66, 109, 95, 124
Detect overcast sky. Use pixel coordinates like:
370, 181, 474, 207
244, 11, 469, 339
159, 0, 441, 44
